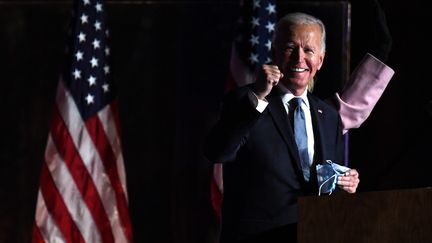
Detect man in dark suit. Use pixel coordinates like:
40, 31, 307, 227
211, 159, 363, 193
204, 12, 359, 243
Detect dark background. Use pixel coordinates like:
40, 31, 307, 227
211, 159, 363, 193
0, 1, 431, 243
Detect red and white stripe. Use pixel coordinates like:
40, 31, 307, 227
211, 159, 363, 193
33, 80, 133, 243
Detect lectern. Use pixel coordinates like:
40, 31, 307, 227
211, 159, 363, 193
298, 187, 432, 243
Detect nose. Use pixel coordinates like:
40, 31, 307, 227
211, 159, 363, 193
292, 48, 305, 63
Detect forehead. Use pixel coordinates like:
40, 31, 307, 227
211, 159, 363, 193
275, 23, 322, 46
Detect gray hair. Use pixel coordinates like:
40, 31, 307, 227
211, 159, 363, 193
274, 12, 326, 53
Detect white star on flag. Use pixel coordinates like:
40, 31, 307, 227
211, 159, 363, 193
90, 57, 98, 67
72, 69, 81, 79
80, 14, 88, 24
85, 93, 94, 104
94, 21, 101, 30
92, 39, 100, 49
87, 75, 96, 86
78, 32, 86, 42
75, 51, 83, 61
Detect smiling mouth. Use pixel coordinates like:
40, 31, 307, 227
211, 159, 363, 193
290, 67, 309, 72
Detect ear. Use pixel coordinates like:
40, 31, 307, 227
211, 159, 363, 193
317, 51, 325, 70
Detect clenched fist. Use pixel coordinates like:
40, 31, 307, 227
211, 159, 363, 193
253, 64, 284, 100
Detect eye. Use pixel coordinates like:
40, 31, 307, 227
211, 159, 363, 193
304, 48, 314, 54
285, 46, 294, 51
284, 45, 295, 53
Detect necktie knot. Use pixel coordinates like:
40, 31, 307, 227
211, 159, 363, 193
289, 97, 305, 120
289, 97, 302, 110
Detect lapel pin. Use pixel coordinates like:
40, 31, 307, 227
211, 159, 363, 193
318, 109, 323, 114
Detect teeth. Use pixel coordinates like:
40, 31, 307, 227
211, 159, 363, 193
291, 68, 307, 72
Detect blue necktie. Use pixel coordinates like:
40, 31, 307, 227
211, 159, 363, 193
290, 97, 310, 181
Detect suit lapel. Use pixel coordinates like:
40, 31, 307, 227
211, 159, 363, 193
266, 94, 303, 173
308, 94, 326, 163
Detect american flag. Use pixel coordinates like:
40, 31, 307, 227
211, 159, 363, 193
211, 0, 276, 221
32, 0, 133, 242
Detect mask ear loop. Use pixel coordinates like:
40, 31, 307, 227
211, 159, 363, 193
318, 174, 338, 196
318, 160, 336, 196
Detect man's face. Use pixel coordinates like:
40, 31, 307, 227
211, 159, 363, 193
273, 23, 325, 94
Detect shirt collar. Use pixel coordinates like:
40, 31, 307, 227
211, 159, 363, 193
279, 83, 310, 108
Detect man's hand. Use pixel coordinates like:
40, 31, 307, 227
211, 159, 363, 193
337, 169, 360, 193
253, 64, 284, 100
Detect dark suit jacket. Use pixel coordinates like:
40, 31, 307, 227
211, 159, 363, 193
205, 84, 344, 242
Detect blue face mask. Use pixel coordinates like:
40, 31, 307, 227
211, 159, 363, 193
316, 160, 350, 195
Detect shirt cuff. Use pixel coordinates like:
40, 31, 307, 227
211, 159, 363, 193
248, 91, 268, 113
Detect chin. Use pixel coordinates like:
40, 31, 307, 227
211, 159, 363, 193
289, 80, 308, 90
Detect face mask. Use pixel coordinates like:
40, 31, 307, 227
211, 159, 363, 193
316, 160, 350, 195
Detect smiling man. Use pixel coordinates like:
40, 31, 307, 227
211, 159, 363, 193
204, 12, 359, 243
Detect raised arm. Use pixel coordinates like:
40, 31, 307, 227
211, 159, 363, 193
335, 53, 394, 134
